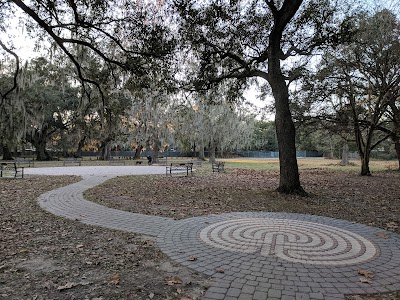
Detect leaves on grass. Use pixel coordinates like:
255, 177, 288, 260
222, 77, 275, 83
385, 222, 399, 230
110, 273, 120, 285
57, 282, 77, 291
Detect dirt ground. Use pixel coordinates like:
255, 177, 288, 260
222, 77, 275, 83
1, 167, 399, 299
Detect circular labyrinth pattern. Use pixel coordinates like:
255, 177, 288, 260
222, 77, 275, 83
199, 218, 378, 265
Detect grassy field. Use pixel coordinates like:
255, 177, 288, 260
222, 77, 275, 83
219, 157, 399, 172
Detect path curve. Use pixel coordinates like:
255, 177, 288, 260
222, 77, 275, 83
28, 166, 400, 300
28, 166, 176, 236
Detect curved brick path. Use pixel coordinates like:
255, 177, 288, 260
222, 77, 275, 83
28, 167, 400, 300
29, 166, 175, 236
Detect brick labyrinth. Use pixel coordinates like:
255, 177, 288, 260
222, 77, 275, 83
199, 218, 378, 266
158, 213, 400, 300
28, 167, 400, 300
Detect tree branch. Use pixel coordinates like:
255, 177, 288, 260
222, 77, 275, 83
0, 40, 20, 99
11, 0, 105, 104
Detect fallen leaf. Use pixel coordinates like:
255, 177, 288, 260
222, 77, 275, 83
386, 222, 398, 229
164, 276, 182, 285
110, 273, 120, 285
76, 244, 84, 249
57, 282, 77, 291
215, 268, 225, 273
375, 232, 389, 239
149, 292, 155, 299
188, 256, 197, 261
359, 277, 371, 284
177, 288, 182, 294
357, 270, 374, 278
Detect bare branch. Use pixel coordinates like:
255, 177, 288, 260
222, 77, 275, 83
0, 39, 20, 99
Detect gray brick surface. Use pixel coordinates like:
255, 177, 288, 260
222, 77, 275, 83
31, 166, 400, 300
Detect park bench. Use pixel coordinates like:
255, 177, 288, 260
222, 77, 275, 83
212, 161, 225, 173
15, 158, 34, 167
190, 159, 202, 167
63, 157, 82, 166
166, 162, 193, 176
0, 162, 24, 178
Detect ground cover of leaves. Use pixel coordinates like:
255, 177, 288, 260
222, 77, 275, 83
0, 176, 210, 300
84, 168, 400, 300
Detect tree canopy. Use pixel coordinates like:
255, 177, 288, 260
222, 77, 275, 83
1, 0, 399, 194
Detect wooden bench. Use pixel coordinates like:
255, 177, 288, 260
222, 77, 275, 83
212, 161, 225, 173
0, 162, 24, 178
63, 158, 82, 166
15, 158, 34, 167
166, 163, 193, 176
190, 159, 202, 167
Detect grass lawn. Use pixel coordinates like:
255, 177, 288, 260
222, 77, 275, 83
219, 157, 399, 172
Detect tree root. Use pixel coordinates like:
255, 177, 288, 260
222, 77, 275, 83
276, 185, 308, 197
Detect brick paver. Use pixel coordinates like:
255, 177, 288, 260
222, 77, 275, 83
27, 166, 400, 300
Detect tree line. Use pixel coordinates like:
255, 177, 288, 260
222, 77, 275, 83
0, 0, 399, 195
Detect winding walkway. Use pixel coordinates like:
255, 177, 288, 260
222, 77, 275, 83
27, 166, 400, 300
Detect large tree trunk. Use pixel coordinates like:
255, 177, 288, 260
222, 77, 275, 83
152, 140, 160, 163
356, 130, 372, 176
395, 141, 400, 170
1, 144, 13, 160
29, 129, 51, 161
349, 89, 373, 176
35, 139, 50, 161
360, 151, 371, 176
75, 136, 86, 158
98, 139, 111, 160
274, 96, 304, 194
134, 145, 143, 160
268, 24, 305, 195
199, 138, 205, 160
208, 139, 216, 163
340, 141, 349, 166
